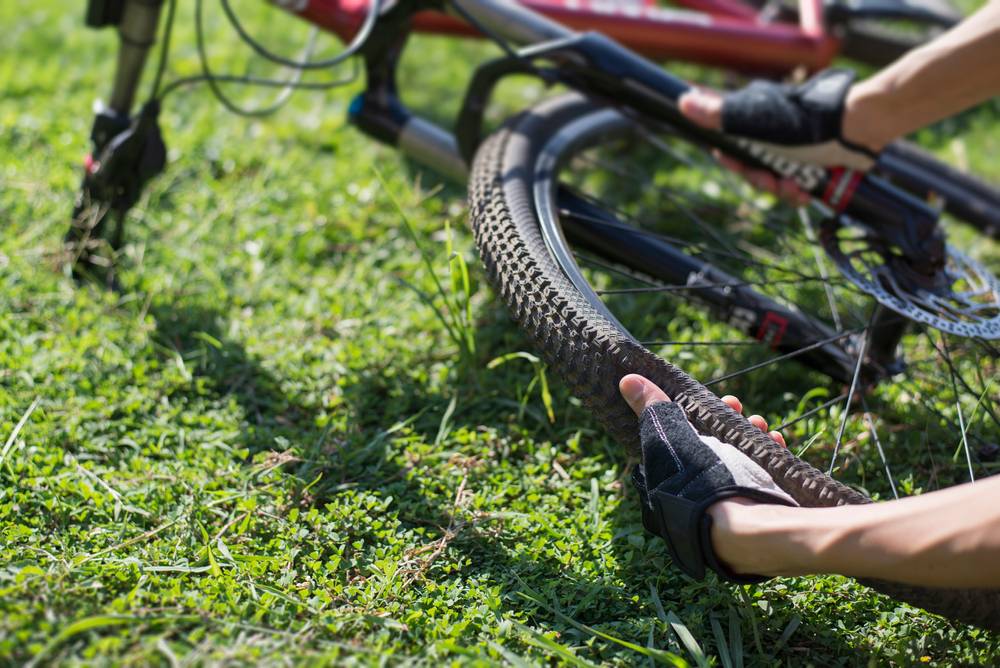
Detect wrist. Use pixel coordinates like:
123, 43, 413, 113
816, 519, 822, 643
842, 81, 896, 154
707, 500, 825, 577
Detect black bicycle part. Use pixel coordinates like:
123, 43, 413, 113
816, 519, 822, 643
779, 0, 956, 67
824, 0, 958, 25
843, 0, 962, 66
107, 0, 166, 113
456, 56, 554, 164
348, 11, 413, 146
70, 0, 170, 285
865, 305, 909, 375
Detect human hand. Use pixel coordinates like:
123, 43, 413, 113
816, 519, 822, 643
618, 374, 786, 446
677, 69, 881, 205
618, 374, 797, 582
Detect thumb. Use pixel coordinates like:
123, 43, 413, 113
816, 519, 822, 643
619, 374, 671, 417
678, 87, 724, 130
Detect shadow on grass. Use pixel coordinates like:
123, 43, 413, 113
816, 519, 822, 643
147, 298, 876, 662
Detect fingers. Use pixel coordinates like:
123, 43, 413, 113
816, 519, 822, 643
747, 414, 768, 432
621, 376, 787, 447
678, 87, 724, 131
731, 402, 787, 449
715, 151, 811, 207
681, 87, 811, 206
778, 178, 812, 207
721, 394, 742, 414
619, 374, 671, 417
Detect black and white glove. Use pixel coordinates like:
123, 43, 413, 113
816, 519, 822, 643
721, 68, 877, 172
632, 401, 798, 583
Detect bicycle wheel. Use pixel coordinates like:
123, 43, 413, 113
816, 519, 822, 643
468, 93, 1000, 629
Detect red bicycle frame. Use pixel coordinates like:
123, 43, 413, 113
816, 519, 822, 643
282, 0, 838, 75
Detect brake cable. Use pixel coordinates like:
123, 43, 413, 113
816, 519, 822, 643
194, 0, 323, 118
154, 0, 380, 116
219, 0, 382, 69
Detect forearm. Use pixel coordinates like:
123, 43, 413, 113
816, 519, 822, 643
843, 0, 1000, 151
710, 475, 1000, 587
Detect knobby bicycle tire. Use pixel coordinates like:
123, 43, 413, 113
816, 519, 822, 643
467, 93, 1000, 631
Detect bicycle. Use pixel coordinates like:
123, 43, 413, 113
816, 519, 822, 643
71, 0, 1000, 631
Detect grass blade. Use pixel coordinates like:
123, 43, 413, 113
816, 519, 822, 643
0, 396, 39, 471
772, 614, 801, 655
737, 587, 764, 658
435, 395, 458, 446
513, 621, 599, 668
489, 639, 540, 668
517, 590, 687, 666
728, 606, 744, 668
666, 611, 710, 668
29, 615, 136, 667
709, 614, 733, 668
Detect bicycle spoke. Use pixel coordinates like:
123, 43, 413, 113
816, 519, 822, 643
897, 374, 993, 453
560, 174, 796, 274
861, 395, 899, 500
936, 333, 976, 483
574, 252, 662, 286
975, 337, 1000, 359
705, 328, 861, 388
828, 319, 873, 475
800, 208, 845, 330
773, 392, 850, 432
596, 277, 845, 295
641, 339, 764, 347
924, 331, 1000, 433
559, 203, 847, 285
656, 187, 745, 259
624, 128, 815, 246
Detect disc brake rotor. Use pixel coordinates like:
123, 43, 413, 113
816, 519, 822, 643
820, 217, 1000, 339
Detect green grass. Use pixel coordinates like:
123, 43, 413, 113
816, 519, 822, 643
2, 1, 1000, 665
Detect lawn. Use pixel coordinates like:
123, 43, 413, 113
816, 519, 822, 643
2, 1, 1000, 665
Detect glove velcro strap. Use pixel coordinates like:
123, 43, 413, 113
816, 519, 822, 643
644, 487, 773, 584
640, 490, 710, 580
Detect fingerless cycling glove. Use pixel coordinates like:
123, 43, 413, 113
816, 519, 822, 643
632, 401, 798, 583
721, 68, 877, 171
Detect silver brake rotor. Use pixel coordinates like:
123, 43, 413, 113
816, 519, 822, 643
821, 218, 1000, 340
